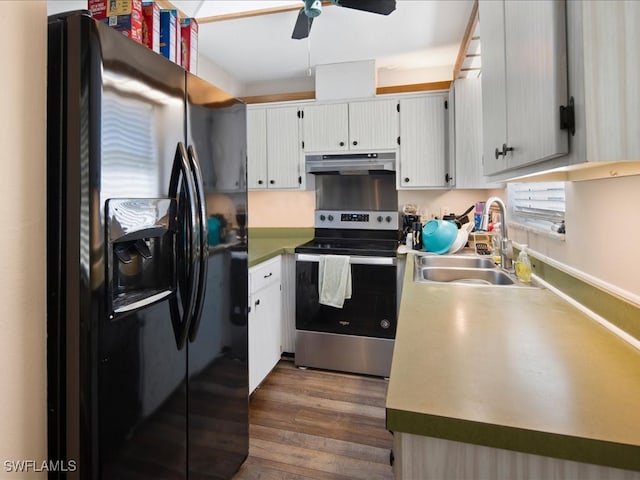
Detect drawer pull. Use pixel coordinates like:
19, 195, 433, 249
263, 272, 273, 279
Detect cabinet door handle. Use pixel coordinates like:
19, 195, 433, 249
404, 177, 410, 183
269, 179, 275, 185
254, 299, 260, 307
258, 180, 263, 185
352, 140, 358, 146
263, 272, 272, 279
339, 141, 345, 147
496, 143, 513, 159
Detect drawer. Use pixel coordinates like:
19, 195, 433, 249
250, 256, 281, 293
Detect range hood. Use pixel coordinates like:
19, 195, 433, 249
305, 152, 396, 175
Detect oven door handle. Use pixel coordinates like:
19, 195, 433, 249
295, 253, 396, 266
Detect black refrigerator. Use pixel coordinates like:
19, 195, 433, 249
47, 11, 249, 479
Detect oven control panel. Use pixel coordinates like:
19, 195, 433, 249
341, 213, 369, 222
314, 210, 399, 230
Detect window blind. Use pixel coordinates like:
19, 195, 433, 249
508, 182, 566, 232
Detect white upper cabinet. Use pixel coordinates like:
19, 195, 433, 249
301, 103, 349, 152
398, 94, 450, 189
348, 99, 399, 150
247, 105, 303, 190
452, 78, 502, 189
248, 256, 282, 394
246, 108, 268, 189
301, 99, 399, 153
564, 1, 640, 168
266, 106, 302, 188
480, 0, 569, 175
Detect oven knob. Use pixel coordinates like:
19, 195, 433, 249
385, 216, 392, 223
328, 215, 334, 221
319, 214, 326, 221
377, 215, 383, 222
380, 319, 391, 329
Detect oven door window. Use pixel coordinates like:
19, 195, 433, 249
296, 259, 396, 339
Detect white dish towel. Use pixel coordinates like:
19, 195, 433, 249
318, 255, 352, 308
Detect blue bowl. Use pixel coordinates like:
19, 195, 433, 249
422, 219, 458, 254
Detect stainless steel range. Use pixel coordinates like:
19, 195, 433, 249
295, 156, 399, 377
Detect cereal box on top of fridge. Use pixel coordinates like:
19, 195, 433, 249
88, 0, 107, 19
180, 17, 198, 73
142, 1, 160, 53
159, 8, 177, 63
89, 0, 143, 43
174, 10, 182, 67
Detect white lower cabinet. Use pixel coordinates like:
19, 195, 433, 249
392, 432, 640, 480
279, 253, 297, 354
248, 256, 282, 394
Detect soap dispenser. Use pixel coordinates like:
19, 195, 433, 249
515, 245, 532, 283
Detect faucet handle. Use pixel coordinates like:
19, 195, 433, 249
501, 238, 513, 256
501, 239, 515, 272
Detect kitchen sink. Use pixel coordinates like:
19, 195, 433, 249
415, 255, 496, 269
416, 267, 515, 285
412, 254, 540, 288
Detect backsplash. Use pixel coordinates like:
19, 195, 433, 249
397, 188, 504, 221
247, 188, 504, 228
248, 191, 316, 228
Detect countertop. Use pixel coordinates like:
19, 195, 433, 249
247, 228, 313, 267
386, 252, 640, 471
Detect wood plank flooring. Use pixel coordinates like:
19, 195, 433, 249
232, 359, 394, 480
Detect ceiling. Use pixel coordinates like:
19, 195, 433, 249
47, 0, 476, 94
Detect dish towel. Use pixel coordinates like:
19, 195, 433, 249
318, 255, 352, 308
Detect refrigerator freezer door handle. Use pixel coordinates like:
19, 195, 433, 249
186, 144, 208, 343
168, 142, 200, 350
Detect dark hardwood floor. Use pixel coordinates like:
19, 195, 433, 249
233, 359, 394, 480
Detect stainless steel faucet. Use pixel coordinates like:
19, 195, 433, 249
482, 196, 513, 271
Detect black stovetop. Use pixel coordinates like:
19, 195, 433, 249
295, 230, 399, 257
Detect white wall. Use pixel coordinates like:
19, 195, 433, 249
0, 1, 47, 477
509, 175, 640, 301
197, 54, 245, 98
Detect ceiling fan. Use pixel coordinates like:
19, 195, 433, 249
292, 0, 397, 39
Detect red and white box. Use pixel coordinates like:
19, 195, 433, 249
89, 0, 143, 43
180, 17, 198, 73
142, 1, 160, 53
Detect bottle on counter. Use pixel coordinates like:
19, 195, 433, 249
491, 227, 501, 266
515, 245, 532, 283
405, 232, 413, 249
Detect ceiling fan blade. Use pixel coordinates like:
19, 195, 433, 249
292, 8, 314, 39
336, 0, 396, 15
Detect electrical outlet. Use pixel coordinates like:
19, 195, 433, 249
440, 206, 451, 218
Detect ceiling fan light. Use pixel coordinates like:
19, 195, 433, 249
304, 0, 322, 17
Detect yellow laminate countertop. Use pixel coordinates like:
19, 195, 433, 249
386, 253, 640, 471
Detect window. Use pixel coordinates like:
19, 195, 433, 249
507, 182, 566, 235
